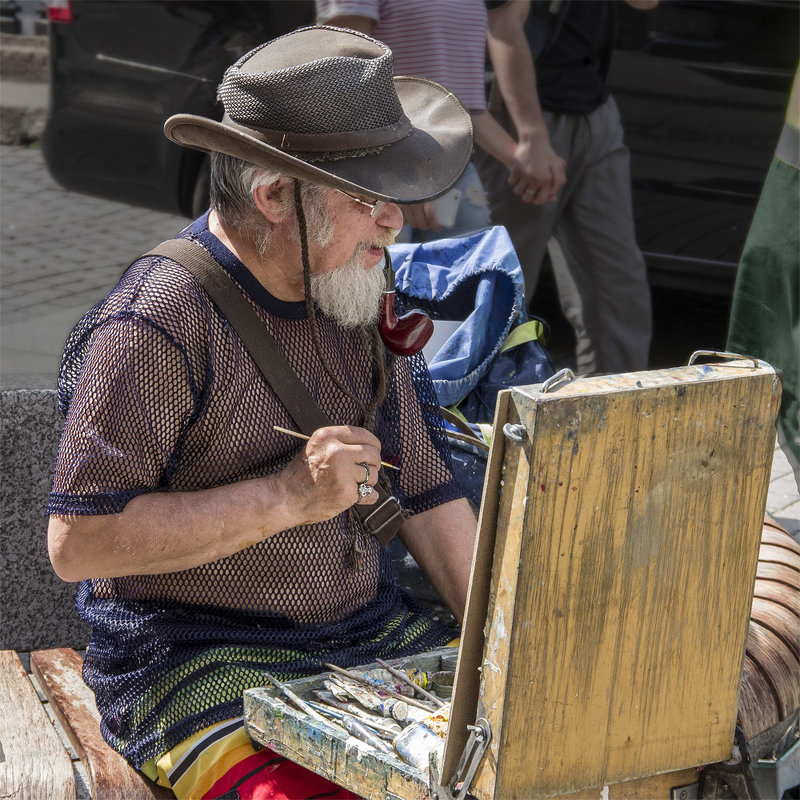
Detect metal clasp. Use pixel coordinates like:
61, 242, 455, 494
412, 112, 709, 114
542, 367, 576, 393
687, 350, 760, 369
429, 718, 492, 800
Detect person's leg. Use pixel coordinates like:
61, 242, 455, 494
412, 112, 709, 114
550, 97, 652, 374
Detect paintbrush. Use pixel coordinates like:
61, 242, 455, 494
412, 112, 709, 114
325, 663, 438, 712
273, 425, 400, 470
262, 671, 332, 726
305, 701, 395, 753
306, 700, 397, 747
375, 657, 445, 708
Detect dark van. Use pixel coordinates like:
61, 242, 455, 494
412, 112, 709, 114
41, 0, 798, 294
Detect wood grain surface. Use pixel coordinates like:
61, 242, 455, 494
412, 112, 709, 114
30, 648, 171, 800
471, 364, 780, 799
0, 649, 75, 800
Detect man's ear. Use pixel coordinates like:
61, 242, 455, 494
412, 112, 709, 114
253, 178, 291, 224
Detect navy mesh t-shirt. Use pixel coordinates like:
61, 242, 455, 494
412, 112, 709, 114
48, 212, 463, 767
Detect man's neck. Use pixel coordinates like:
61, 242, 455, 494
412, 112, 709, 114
208, 210, 306, 302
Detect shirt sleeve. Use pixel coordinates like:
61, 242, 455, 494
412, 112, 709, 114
315, 0, 380, 24
48, 314, 199, 516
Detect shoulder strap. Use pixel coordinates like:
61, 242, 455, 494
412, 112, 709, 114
142, 238, 404, 543
143, 238, 329, 435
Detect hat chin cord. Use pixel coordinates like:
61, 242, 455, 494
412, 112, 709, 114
294, 179, 385, 432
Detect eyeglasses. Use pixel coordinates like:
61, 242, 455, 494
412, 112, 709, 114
334, 188, 387, 218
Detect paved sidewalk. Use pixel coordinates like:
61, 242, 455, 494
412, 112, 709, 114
1, 144, 798, 537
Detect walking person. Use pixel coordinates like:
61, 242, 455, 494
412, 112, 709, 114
477, 0, 657, 374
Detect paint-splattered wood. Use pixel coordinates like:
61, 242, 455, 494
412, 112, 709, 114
471, 363, 781, 800
245, 649, 451, 800
30, 648, 171, 800
0, 649, 75, 800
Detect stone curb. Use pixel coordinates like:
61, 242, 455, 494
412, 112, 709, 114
0, 33, 48, 143
0, 32, 48, 80
0, 103, 45, 144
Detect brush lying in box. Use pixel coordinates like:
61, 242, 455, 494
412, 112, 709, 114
245, 648, 458, 799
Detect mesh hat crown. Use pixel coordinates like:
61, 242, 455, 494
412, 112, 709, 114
164, 26, 473, 203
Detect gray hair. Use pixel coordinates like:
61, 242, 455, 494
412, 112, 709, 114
209, 152, 334, 248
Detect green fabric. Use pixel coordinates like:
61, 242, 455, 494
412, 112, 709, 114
727, 136, 799, 464
500, 319, 546, 353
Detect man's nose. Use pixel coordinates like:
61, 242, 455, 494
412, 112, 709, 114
376, 202, 404, 230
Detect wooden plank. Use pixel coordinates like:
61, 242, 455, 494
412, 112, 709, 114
745, 623, 800, 719
552, 767, 701, 799
471, 364, 780, 800
757, 561, 800, 590
760, 528, 800, 557
442, 389, 512, 783
749, 597, 800, 657
737, 654, 781, 737
0, 649, 75, 800
30, 648, 171, 800
758, 543, 800, 569
753, 580, 800, 617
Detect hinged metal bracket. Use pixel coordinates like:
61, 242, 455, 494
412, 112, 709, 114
429, 718, 491, 800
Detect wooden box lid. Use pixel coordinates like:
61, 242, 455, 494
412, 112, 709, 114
444, 360, 781, 799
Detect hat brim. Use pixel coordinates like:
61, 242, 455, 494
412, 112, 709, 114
164, 77, 472, 204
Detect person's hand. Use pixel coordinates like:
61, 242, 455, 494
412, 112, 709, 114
508, 133, 567, 205
401, 201, 440, 232
280, 425, 382, 525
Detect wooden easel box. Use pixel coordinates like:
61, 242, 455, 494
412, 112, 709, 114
245, 361, 781, 800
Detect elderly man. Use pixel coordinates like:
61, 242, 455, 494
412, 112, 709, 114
47, 26, 477, 799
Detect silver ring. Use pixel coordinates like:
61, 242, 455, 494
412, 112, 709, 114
524, 188, 535, 195
358, 461, 371, 484
358, 483, 373, 498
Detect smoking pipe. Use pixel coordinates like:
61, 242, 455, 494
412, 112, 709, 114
378, 248, 434, 356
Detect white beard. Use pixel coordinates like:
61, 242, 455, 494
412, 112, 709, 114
309, 248, 387, 329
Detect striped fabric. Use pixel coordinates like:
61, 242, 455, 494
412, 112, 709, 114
316, 0, 489, 112
143, 716, 359, 799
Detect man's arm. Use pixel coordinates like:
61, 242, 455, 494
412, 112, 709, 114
399, 498, 477, 624
487, 0, 566, 204
48, 425, 383, 581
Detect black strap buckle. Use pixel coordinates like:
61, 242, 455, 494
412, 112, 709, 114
359, 493, 404, 545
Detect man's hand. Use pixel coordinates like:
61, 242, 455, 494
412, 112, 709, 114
281, 425, 382, 525
509, 133, 567, 205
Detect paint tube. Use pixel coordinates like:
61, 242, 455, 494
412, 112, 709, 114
392, 721, 445, 771
312, 690, 402, 738
391, 703, 451, 770
329, 675, 409, 721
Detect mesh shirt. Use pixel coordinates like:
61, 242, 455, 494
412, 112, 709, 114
49, 212, 463, 767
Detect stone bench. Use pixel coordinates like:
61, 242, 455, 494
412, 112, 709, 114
0, 388, 167, 799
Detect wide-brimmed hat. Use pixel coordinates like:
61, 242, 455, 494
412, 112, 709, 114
164, 26, 473, 204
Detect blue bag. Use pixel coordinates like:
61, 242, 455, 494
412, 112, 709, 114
389, 226, 555, 510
